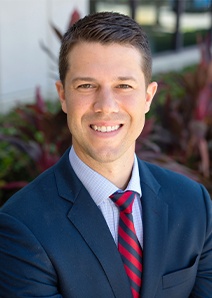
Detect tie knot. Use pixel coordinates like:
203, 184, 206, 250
109, 190, 136, 213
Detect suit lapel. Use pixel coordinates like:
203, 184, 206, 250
54, 149, 132, 298
138, 160, 169, 298
68, 187, 132, 298
54, 149, 168, 297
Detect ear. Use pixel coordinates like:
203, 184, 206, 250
55, 80, 67, 114
145, 81, 158, 114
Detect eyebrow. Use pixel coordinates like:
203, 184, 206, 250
72, 76, 137, 83
117, 76, 137, 82
71, 77, 97, 83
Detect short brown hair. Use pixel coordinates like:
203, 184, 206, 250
59, 11, 152, 86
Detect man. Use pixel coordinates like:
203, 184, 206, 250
0, 12, 211, 298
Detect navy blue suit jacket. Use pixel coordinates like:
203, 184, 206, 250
0, 148, 212, 297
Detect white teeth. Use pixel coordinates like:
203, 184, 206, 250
92, 125, 120, 132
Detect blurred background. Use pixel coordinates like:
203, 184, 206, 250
0, 0, 212, 203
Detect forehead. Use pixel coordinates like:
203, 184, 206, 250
67, 41, 143, 70
64, 42, 146, 86
69, 40, 142, 55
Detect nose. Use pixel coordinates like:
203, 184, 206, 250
93, 87, 119, 113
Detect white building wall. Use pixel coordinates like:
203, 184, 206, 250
0, 0, 88, 112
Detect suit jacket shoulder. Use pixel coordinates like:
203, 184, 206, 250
137, 157, 211, 205
136, 157, 212, 298
0, 148, 132, 298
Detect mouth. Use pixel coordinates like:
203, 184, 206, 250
90, 124, 122, 133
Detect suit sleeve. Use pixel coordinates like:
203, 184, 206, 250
0, 213, 63, 298
190, 185, 212, 297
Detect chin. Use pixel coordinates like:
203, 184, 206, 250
90, 149, 125, 164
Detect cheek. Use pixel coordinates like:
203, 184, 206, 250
65, 99, 88, 130
134, 104, 147, 129
64, 94, 79, 116
128, 97, 147, 118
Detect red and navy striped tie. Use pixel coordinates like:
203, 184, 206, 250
109, 190, 142, 298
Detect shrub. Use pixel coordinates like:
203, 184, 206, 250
0, 88, 71, 205
137, 35, 212, 195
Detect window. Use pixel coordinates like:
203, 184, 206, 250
89, 0, 212, 53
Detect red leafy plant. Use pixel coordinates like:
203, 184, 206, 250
136, 34, 212, 195
40, 9, 80, 79
0, 88, 70, 205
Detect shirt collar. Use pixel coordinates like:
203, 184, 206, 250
69, 147, 141, 206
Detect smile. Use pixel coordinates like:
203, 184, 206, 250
91, 125, 121, 132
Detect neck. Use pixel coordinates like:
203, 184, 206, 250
93, 155, 134, 190
74, 147, 135, 190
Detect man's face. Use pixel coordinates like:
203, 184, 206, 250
56, 42, 157, 167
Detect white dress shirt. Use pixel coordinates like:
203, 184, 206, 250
69, 147, 143, 247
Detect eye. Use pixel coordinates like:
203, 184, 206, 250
117, 84, 132, 89
77, 84, 94, 89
